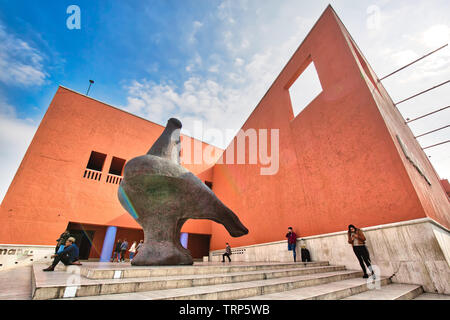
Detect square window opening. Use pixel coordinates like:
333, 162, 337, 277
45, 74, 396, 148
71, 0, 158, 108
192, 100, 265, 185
86, 151, 107, 172
109, 157, 126, 176
288, 60, 323, 118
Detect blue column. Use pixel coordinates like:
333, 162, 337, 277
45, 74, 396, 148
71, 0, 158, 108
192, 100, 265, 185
100, 226, 117, 262
180, 232, 189, 249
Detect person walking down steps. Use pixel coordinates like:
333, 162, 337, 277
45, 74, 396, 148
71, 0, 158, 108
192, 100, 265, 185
222, 243, 232, 262
348, 224, 375, 279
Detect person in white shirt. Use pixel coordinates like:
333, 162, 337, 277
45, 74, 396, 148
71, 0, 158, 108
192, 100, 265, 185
129, 241, 137, 261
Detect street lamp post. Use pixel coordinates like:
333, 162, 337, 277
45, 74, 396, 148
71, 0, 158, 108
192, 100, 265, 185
86, 80, 94, 96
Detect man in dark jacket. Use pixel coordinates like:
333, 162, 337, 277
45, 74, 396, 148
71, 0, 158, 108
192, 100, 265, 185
286, 227, 298, 262
111, 239, 122, 262
120, 239, 129, 262
222, 243, 232, 262
55, 230, 71, 254
43, 237, 81, 271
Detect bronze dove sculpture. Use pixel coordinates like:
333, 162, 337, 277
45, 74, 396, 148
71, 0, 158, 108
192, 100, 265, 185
118, 118, 249, 265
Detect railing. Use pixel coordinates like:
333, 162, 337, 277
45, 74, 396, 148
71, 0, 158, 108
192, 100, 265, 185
83, 169, 102, 181
106, 173, 123, 185
212, 248, 246, 256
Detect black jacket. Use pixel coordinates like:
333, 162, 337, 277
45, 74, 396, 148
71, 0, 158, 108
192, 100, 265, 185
56, 232, 71, 246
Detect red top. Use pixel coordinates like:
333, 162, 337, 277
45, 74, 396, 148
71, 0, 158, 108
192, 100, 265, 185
286, 232, 297, 244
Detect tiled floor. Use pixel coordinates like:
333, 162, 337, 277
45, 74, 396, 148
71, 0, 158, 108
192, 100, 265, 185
0, 266, 32, 300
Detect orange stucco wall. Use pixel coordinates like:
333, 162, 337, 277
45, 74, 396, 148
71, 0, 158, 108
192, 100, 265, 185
1, 6, 448, 255
209, 6, 449, 250
0, 86, 221, 246
440, 179, 450, 198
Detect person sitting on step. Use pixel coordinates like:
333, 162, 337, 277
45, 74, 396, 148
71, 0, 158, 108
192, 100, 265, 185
43, 237, 81, 271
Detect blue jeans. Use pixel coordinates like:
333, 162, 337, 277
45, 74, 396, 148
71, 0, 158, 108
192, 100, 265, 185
129, 252, 134, 260
288, 243, 296, 261
112, 251, 120, 262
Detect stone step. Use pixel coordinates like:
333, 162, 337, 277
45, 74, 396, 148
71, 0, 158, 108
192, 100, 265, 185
413, 293, 450, 300
80, 261, 330, 279
62, 270, 363, 300
32, 263, 343, 300
342, 283, 423, 300
241, 276, 391, 300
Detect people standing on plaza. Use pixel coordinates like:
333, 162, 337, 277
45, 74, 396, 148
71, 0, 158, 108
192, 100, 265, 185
222, 243, 232, 262
111, 239, 122, 262
129, 241, 137, 261
285, 227, 298, 262
43, 237, 81, 271
55, 230, 71, 254
348, 224, 375, 279
120, 238, 129, 262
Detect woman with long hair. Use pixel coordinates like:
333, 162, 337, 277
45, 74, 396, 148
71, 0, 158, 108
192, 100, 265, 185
348, 224, 374, 279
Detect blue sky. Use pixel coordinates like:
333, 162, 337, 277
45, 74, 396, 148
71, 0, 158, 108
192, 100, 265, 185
0, 0, 449, 201
0, 1, 218, 117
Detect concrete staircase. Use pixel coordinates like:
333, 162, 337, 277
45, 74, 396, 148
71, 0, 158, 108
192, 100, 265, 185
28, 260, 432, 300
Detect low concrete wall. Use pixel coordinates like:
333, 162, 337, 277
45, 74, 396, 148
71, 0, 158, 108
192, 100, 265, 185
209, 218, 450, 294
0, 244, 54, 271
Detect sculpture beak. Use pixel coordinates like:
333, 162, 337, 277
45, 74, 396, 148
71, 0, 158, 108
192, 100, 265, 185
210, 202, 249, 237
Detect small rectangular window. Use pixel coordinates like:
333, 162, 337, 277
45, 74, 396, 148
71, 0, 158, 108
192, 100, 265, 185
109, 157, 126, 176
86, 151, 107, 172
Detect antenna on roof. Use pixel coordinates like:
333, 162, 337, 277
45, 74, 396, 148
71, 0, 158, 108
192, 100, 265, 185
86, 80, 94, 96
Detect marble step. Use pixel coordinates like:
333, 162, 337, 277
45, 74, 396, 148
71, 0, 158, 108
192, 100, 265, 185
32, 263, 344, 300
62, 270, 363, 300
241, 276, 391, 300
342, 283, 423, 300
80, 261, 330, 279
413, 293, 450, 300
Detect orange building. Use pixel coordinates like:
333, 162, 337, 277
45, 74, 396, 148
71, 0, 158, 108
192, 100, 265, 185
208, 5, 450, 251
0, 85, 221, 262
0, 5, 449, 293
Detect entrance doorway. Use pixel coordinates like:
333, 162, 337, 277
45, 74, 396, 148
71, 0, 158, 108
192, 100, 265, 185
187, 234, 211, 259
67, 224, 96, 260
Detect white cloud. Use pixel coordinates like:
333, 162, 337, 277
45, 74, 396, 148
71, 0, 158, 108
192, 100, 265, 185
122, 1, 315, 148
187, 20, 204, 44
0, 22, 47, 87
421, 24, 450, 48
0, 98, 38, 203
